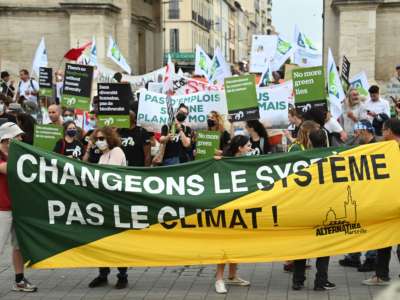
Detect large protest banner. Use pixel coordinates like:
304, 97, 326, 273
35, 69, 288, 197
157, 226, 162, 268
258, 81, 293, 128
123, 67, 165, 91
137, 90, 228, 132
97, 83, 131, 128
39, 67, 53, 97
8, 141, 400, 268
61, 64, 94, 110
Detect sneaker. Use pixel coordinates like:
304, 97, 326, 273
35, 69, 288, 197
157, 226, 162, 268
88, 276, 108, 288
215, 279, 227, 294
115, 277, 128, 289
314, 281, 336, 291
284, 262, 294, 272
362, 276, 390, 286
292, 282, 304, 291
225, 277, 250, 286
357, 258, 376, 272
339, 257, 361, 268
12, 278, 37, 292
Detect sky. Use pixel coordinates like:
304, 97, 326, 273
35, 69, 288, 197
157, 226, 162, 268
271, 0, 323, 50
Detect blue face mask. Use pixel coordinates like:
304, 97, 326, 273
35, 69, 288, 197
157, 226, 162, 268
89, 119, 96, 127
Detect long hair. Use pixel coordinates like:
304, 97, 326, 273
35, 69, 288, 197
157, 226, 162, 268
296, 120, 320, 149
223, 135, 250, 157
246, 120, 271, 153
92, 126, 121, 149
346, 88, 361, 108
208, 110, 225, 132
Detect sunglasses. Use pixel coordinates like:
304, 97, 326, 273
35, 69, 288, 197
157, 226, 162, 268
95, 136, 105, 141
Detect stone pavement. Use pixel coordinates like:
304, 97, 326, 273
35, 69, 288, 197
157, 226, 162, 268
0, 243, 398, 300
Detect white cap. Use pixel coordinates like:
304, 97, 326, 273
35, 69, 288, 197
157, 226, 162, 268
0, 122, 24, 141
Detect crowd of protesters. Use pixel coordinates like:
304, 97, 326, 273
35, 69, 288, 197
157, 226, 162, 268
0, 64, 400, 295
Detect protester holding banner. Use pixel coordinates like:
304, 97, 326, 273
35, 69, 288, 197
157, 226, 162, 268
0, 122, 37, 293
160, 103, 192, 165
207, 110, 231, 150
285, 107, 303, 144
16, 113, 36, 145
88, 126, 128, 289
288, 121, 320, 152
245, 120, 271, 155
214, 134, 252, 294
118, 110, 151, 167
362, 118, 400, 286
341, 88, 366, 142
53, 121, 85, 160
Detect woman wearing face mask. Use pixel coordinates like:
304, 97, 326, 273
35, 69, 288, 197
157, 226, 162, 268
160, 103, 192, 165
207, 111, 231, 150
53, 121, 85, 160
245, 120, 271, 155
214, 135, 252, 294
88, 127, 128, 289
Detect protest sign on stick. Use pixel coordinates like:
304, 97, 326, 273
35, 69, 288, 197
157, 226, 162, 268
39, 67, 53, 97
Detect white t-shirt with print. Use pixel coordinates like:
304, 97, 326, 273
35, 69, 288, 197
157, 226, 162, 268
18, 79, 40, 102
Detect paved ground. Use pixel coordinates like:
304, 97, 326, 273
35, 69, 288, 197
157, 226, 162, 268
0, 243, 398, 300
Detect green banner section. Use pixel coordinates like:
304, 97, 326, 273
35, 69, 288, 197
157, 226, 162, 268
61, 95, 90, 111
293, 66, 326, 103
8, 140, 350, 266
40, 88, 53, 97
33, 124, 63, 151
97, 115, 130, 128
196, 130, 221, 160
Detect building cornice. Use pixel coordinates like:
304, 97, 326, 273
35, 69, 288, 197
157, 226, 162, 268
60, 2, 121, 15
132, 13, 157, 31
332, 0, 400, 9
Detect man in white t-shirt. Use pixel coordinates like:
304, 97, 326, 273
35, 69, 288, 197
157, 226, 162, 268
362, 85, 390, 135
16, 69, 39, 103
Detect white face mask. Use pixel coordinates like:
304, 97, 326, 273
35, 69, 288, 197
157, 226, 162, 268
96, 140, 108, 151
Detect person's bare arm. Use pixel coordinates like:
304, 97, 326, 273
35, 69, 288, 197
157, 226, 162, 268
143, 143, 151, 167
0, 162, 7, 175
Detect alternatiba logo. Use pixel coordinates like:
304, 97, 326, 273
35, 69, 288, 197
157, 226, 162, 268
315, 186, 367, 236
66, 97, 77, 106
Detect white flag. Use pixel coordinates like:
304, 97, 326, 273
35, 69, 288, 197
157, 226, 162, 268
107, 35, 132, 74
293, 25, 322, 67
32, 37, 48, 77
78, 36, 97, 67
258, 61, 272, 88
327, 48, 345, 118
249, 35, 278, 73
208, 47, 231, 85
350, 72, 370, 98
194, 45, 212, 78
270, 35, 296, 72
162, 54, 175, 95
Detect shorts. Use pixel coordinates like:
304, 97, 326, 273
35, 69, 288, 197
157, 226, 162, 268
0, 211, 19, 254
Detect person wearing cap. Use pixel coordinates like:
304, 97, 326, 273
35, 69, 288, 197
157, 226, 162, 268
363, 118, 400, 287
0, 71, 15, 98
0, 122, 37, 292
6, 103, 23, 122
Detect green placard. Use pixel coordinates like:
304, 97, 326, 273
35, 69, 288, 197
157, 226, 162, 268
33, 124, 63, 151
196, 130, 221, 160
97, 115, 130, 128
40, 88, 53, 97
292, 66, 326, 103
224, 75, 259, 122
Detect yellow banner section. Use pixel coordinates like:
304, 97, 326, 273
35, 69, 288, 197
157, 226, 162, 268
32, 142, 400, 268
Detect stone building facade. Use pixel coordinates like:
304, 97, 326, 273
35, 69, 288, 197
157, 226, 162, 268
324, 0, 400, 82
0, 0, 162, 76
